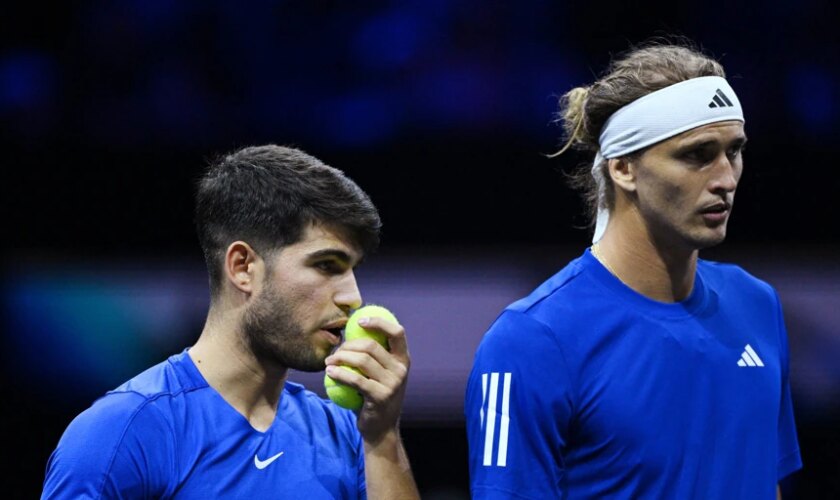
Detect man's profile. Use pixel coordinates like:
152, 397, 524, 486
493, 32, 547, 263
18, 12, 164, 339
43, 145, 419, 499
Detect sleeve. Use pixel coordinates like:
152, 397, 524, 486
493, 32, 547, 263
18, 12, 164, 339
41, 392, 173, 499
355, 422, 366, 499
773, 293, 803, 480
465, 310, 576, 499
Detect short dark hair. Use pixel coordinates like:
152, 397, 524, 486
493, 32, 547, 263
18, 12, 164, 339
195, 145, 381, 296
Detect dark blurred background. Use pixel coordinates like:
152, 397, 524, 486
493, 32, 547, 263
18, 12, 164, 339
3, 1, 839, 498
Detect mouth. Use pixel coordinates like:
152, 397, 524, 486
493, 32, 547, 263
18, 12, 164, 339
320, 320, 347, 341
699, 201, 731, 224
700, 201, 731, 214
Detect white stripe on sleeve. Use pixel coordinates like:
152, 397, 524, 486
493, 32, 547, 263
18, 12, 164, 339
482, 373, 499, 466
480, 373, 487, 428
497, 373, 512, 467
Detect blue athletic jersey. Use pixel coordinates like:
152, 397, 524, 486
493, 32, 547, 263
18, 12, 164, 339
466, 249, 802, 499
43, 351, 365, 499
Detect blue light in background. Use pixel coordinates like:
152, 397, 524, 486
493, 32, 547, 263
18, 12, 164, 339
147, 64, 211, 143
413, 64, 500, 128
121, 0, 189, 34
320, 90, 400, 147
5, 280, 149, 389
2, 256, 839, 422
2, 270, 207, 398
352, 9, 428, 69
0, 51, 55, 112
787, 66, 836, 132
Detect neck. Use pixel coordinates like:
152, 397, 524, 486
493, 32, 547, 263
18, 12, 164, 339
594, 214, 698, 303
189, 305, 287, 431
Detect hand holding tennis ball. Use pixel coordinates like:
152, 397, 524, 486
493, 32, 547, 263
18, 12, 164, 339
324, 366, 366, 410
324, 305, 399, 410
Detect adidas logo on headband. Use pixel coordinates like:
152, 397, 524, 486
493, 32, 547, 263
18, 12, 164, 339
708, 89, 735, 108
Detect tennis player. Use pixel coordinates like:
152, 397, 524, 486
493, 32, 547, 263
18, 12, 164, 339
466, 42, 801, 499
43, 145, 419, 499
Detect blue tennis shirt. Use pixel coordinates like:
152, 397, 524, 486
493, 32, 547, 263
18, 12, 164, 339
466, 249, 801, 499
43, 351, 365, 499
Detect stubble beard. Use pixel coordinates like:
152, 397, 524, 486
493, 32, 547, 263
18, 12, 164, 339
241, 283, 327, 372
645, 206, 730, 253
691, 215, 731, 250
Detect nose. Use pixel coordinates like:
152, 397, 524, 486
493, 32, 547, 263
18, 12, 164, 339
335, 270, 362, 312
709, 153, 739, 195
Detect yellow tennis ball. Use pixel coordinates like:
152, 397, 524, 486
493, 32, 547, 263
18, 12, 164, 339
324, 367, 364, 410
324, 305, 399, 410
343, 304, 398, 349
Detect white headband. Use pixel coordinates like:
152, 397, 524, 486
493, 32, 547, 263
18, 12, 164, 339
591, 76, 744, 242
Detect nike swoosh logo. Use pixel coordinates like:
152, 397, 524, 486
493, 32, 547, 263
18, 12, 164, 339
254, 451, 284, 470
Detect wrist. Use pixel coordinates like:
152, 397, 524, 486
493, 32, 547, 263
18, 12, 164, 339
363, 425, 400, 449
363, 426, 412, 474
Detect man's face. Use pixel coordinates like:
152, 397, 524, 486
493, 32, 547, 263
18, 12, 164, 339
241, 223, 363, 371
630, 120, 747, 250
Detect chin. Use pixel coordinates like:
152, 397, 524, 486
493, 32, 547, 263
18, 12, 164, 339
265, 343, 329, 373
297, 347, 333, 372
689, 229, 728, 250
286, 355, 328, 373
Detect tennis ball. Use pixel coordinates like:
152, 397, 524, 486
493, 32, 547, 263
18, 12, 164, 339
324, 305, 399, 410
343, 304, 398, 348
324, 367, 364, 410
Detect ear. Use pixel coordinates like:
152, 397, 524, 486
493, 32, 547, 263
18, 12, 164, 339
608, 157, 638, 194
223, 241, 263, 295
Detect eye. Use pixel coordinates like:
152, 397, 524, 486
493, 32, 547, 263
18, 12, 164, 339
314, 260, 344, 274
680, 147, 714, 165
727, 144, 745, 161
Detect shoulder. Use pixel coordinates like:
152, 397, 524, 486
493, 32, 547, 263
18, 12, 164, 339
69, 390, 158, 434
478, 310, 559, 356
94, 353, 201, 434
43, 357, 191, 498
471, 308, 575, 392
52, 388, 176, 460
59, 353, 192, 454
113, 351, 205, 398
507, 254, 589, 316
698, 259, 780, 304
479, 255, 600, 354
43, 391, 174, 499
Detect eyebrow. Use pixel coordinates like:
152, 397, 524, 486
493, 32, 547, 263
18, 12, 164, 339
305, 248, 357, 265
679, 135, 748, 150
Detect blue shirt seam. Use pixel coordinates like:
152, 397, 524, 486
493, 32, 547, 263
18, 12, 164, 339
93, 396, 156, 499
93, 388, 203, 498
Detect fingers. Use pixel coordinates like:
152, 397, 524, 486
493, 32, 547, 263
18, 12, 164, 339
329, 315, 411, 439
325, 319, 410, 405
326, 339, 408, 385
325, 363, 398, 406
355, 316, 409, 362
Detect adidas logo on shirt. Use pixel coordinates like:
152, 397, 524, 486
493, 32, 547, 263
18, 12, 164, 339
708, 89, 735, 108
479, 372, 512, 467
737, 344, 764, 367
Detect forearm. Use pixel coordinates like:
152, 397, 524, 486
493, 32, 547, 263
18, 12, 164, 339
363, 428, 419, 500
